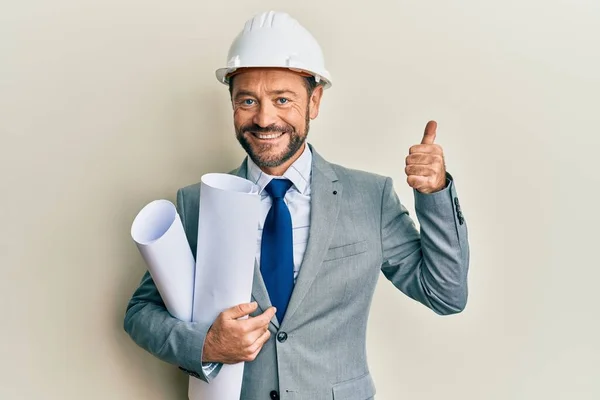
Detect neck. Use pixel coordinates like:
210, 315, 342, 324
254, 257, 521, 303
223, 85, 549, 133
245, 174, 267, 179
259, 143, 306, 176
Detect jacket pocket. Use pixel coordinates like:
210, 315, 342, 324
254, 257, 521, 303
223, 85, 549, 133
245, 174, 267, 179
332, 373, 376, 399
324, 241, 368, 262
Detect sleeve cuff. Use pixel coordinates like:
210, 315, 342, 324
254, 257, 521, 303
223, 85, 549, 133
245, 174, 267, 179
179, 362, 223, 382
202, 362, 223, 378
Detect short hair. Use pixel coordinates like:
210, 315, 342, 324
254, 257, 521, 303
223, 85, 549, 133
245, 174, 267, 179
228, 74, 320, 98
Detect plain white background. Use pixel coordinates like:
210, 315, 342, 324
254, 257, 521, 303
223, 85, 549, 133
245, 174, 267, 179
1, 1, 599, 399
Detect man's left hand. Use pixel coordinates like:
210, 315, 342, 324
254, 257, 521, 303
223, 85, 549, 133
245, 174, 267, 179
405, 120, 447, 194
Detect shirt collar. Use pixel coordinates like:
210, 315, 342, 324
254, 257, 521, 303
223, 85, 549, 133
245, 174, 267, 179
246, 144, 312, 195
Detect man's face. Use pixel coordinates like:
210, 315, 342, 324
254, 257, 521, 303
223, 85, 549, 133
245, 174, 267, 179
231, 68, 323, 172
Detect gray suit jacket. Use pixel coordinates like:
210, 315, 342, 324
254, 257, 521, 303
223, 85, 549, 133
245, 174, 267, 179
124, 144, 470, 400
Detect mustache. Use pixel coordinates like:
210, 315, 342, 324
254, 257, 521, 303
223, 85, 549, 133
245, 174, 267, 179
240, 123, 294, 134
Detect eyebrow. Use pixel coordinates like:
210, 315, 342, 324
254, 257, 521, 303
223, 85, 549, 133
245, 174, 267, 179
234, 89, 300, 100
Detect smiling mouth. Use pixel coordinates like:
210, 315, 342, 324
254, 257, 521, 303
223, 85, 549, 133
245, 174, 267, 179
251, 132, 285, 140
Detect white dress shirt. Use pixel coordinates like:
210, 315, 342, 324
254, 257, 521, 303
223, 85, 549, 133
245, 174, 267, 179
247, 144, 312, 283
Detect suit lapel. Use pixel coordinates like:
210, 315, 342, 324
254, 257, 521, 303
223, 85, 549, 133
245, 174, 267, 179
280, 147, 342, 327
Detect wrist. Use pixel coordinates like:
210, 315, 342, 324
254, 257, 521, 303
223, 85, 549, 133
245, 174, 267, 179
428, 174, 448, 193
202, 330, 215, 362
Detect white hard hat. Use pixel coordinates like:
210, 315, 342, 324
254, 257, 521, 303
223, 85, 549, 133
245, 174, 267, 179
215, 11, 332, 89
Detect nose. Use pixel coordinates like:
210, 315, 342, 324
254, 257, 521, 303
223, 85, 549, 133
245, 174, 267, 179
252, 101, 278, 128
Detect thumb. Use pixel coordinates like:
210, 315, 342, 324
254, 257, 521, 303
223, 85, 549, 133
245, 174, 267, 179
421, 120, 437, 145
225, 301, 258, 319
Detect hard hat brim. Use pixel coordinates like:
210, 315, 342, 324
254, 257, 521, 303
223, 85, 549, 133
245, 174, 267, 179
215, 66, 332, 89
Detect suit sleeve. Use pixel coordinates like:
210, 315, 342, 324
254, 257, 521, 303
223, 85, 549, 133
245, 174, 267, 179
123, 188, 220, 382
380, 172, 470, 315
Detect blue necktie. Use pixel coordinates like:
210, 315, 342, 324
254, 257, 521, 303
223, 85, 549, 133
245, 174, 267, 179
260, 178, 294, 324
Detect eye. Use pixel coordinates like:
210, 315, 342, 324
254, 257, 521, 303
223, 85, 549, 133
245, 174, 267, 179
277, 98, 289, 104
243, 99, 255, 106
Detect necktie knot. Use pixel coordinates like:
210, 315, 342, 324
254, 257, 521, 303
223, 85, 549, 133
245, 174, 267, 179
265, 179, 293, 199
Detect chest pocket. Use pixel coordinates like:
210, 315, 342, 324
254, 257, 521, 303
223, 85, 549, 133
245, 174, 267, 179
323, 240, 368, 262
332, 373, 376, 399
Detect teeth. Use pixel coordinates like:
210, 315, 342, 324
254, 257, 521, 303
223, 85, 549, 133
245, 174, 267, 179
256, 132, 283, 139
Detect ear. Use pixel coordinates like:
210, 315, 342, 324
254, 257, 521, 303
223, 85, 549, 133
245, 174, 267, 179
308, 85, 324, 120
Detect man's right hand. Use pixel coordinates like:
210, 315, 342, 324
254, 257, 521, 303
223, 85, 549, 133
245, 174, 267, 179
202, 302, 276, 364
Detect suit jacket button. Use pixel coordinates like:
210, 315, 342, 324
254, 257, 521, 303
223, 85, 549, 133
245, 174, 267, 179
270, 390, 279, 399
277, 331, 288, 343
454, 197, 460, 206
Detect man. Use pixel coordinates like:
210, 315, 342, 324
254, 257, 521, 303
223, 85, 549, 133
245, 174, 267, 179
124, 10, 469, 400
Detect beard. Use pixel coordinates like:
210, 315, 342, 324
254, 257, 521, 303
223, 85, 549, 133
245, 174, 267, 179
235, 107, 310, 168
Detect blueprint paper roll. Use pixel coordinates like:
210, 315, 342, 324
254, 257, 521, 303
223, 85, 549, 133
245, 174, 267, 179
131, 199, 195, 322
189, 173, 261, 400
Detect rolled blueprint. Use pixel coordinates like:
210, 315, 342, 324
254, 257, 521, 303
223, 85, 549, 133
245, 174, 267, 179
189, 173, 261, 400
130, 199, 195, 322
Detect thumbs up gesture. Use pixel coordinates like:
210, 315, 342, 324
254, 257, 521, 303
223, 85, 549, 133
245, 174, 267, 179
405, 120, 447, 194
